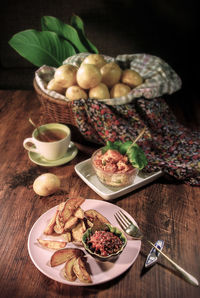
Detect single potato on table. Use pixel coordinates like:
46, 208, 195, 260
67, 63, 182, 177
33, 173, 60, 196
76, 64, 102, 89
82, 54, 106, 69
54, 64, 77, 88
110, 83, 131, 98
89, 83, 110, 100
100, 62, 122, 88
66, 85, 88, 100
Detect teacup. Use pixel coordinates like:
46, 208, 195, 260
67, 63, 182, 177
23, 123, 71, 160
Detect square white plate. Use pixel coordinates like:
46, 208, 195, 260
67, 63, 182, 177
75, 158, 163, 200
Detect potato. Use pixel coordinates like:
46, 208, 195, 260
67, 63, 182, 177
33, 173, 60, 197
54, 213, 64, 234
110, 83, 131, 98
64, 216, 78, 230
121, 69, 143, 87
76, 64, 102, 89
47, 78, 66, 95
73, 257, 92, 283
84, 209, 110, 224
89, 83, 110, 100
64, 256, 77, 281
44, 210, 58, 235
74, 207, 84, 219
71, 220, 86, 242
57, 202, 65, 212
100, 62, 122, 88
54, 225, 64, 234
37, 239, 67, 250
66, 85, 88, 100
82, 54, 106, 69
54, 64, 77, 88
61, 232, 72, 242
61, 197, 85, 222
50, 248, 84, 267
86, 219, 93, 228
56, 211, 64, 228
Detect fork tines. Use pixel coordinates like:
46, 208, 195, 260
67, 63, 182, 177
114, 210, 132, 230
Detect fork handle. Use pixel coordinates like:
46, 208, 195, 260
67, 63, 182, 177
147, 240, 199, 286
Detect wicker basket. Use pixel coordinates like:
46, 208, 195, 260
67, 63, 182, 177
33, 79, 92, 144
33, 79, 78, 127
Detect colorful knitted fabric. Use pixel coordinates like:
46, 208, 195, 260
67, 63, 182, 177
72, 97, 200, 186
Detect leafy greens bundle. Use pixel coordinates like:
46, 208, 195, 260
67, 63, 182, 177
102, 141, 148, 170
8, 15, 98, 67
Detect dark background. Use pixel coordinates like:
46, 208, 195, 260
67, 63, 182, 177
0, 0, 199, 125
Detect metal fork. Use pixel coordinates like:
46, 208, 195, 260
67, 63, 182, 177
115, 210, 199, 287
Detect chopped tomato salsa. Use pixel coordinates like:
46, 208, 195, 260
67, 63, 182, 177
93, 149, 133, 173
87, 230, 123, 256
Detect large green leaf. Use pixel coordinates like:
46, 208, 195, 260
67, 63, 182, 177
8, 29, 76, 67
70, 14, 99, 54
41, 16, 88, 53
126, 143, 148, 170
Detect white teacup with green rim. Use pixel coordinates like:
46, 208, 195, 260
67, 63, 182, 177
23, 123, 71, 160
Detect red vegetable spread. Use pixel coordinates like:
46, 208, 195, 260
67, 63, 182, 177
87, 230, 123, 256
93, 149, 133, 173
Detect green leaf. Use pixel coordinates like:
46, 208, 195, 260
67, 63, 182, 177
101, 141, 121, 154
126, 144, 148, 170
8, 29, 76, 67
41, 16, 88, 53
70, 14, 98, 54
118, 141, 132, 155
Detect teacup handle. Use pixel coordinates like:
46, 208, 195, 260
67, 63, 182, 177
23, 138, 39, 153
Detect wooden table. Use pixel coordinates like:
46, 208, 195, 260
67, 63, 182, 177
0, 90, 199, 298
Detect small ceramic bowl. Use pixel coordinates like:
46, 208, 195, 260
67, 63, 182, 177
91, 148, 138, 187
82, 224, 127, 262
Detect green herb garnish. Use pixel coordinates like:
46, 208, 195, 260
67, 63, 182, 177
102, 140, 147, 170
8, 15, 98, 67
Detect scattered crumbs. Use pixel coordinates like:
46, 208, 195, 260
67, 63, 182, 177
8, 167, 43, 189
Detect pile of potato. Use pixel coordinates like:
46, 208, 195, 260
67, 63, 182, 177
41, 197, 110, 244
47, 54, 143, 100
37, 197, 110, 283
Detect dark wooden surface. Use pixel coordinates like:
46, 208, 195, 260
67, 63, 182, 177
0, 90, 199, 298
